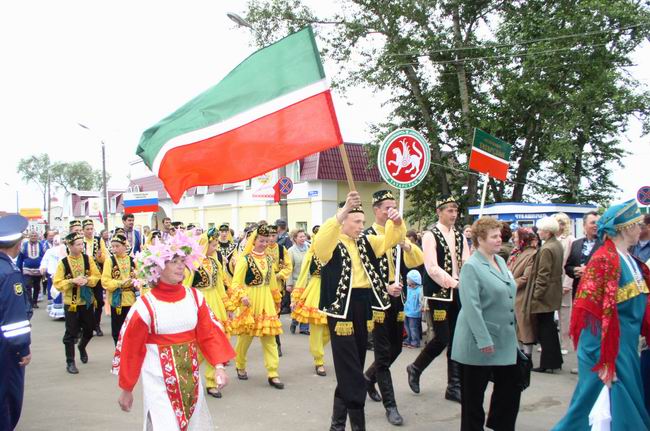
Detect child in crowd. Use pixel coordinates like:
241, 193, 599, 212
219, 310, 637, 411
404, 269, 423, 348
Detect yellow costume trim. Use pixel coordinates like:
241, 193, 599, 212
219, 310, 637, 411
291, 303, 328, 325
334, 321, 354, 336
373, 310, 385, 323
616, 280, 649, 304
397, 311, 405, 322
433, 310, 447, 321
367, 320, 375, 332
230, 311, 283, 337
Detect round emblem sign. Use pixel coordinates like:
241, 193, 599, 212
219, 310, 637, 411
378, 128, 431, 189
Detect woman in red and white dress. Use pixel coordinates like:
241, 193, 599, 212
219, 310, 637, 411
112, 233, 235, 431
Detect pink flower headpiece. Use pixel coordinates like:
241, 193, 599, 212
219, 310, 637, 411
134, 232, 203, 286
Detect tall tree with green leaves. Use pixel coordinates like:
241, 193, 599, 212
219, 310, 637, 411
50, 161, 107, 193
16, 154, 51, 210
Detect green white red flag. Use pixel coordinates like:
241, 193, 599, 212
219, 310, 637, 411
468, 128, 512, 181
136, 26, 343, 203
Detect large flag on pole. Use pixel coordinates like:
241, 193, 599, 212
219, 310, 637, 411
137, 26, 343, 203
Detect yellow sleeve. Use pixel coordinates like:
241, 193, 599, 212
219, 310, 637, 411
277, 246, 293, 281
230, 256, 249, 306
269, 266, 282, 306
86, 258, 101, 287
313, 217, 342, 264
215, 260, 235, 311
53, 261, 73, 292
101, 258, 122, 292
403, 240, 424, 268
182, 268, 194, 288
366, 220, 406, 258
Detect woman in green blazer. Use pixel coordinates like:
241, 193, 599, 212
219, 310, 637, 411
451, 217, 520, 431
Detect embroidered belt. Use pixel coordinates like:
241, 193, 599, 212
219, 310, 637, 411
616, 280, 649, 304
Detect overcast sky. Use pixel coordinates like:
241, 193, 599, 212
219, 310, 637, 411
1, 0, 648, 213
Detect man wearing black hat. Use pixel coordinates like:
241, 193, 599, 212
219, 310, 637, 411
53, 232, 101, 374
0, 214, 32, 431
406, 197, 470, 403
363, 190, 424, 426
82, 219, 108, 336
315, 191, 406, 431
275, 219, 293, 249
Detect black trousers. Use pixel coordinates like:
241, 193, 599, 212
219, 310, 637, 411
63, 304, 94, 362
328, 289, 370, 410
111, 306, 131, 345
535, 311, 563, 369
365, 295, 403, 408
93, 283, 104, 327
413, 295, 460, 370
23, 274, 42, 305
461, 363, 521, 431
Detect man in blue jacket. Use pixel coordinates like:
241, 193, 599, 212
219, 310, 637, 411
0, 214, 32, 431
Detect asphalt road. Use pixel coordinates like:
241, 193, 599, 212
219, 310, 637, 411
18, 306, 576, 430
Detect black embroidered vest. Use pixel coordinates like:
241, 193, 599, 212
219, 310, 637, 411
192, 256, 219, 289
244, 254, 273, 286
320, 234, 390, 319
422, 225, 464, 301
217, 241, 236, 277
365, 225, 412, 303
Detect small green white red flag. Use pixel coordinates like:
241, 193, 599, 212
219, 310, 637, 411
137, 26, 343, 203
468, 128, 512, 181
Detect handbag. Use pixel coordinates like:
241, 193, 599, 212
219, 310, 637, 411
515, 348, 532, 391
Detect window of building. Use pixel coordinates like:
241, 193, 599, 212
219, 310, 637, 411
296, 221, 308, 231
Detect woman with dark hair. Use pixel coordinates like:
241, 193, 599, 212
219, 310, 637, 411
507, 228, 538, 357
497, 222, 513, 262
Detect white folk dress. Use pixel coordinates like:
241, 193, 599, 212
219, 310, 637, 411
112, 281, 235, 431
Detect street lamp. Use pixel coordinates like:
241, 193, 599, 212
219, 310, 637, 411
78, 123, 110, 231
227, 12, 290, 225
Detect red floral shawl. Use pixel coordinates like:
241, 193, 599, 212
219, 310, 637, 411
570, 239, 650, 381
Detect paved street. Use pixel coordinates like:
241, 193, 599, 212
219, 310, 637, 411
20, 306, 576, 430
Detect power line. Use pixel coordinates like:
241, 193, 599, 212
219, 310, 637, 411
387, 22, 648, 57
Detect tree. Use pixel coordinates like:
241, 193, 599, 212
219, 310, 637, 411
16, 154, 51, 210
50, 161, 107, 193
244, 0, 650, 222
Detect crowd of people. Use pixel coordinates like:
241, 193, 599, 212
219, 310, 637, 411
1, 191, 650, 430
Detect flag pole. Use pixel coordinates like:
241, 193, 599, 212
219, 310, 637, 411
478, 174, 489, 218
394, 188, 405, 285
338, 144, 356, 191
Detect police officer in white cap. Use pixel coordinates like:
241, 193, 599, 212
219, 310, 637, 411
0, 214, 32, 430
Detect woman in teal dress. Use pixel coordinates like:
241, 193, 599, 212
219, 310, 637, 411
553, 199, 650, 430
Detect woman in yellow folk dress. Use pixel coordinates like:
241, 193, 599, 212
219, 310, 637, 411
291, 246, 330, 376
183, 229, 235, 399
230, 225, 285, 389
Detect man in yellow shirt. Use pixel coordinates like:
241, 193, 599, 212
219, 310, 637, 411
314, 191, 405, 431
363, 190, 424, 426
101, 233, 137, 345
53, 232, 101, 374
267, 225, 293, 357
82, 219, 108, 336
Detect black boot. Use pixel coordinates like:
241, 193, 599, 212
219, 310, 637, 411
78, 339, 89, 364
364, 368, 381, 402
406, 363, 422, 394
444, 359, 462, 403
65, 343, 78, 374
329, 396, 347, 431
377, 371, 403, 426
348, 408, 366, 431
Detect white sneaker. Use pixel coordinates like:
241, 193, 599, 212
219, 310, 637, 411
570, 368, 578, 375
561, 349, 568, 355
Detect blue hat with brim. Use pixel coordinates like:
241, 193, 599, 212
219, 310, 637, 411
597, 199, 643, 241
0, 214, 28, 243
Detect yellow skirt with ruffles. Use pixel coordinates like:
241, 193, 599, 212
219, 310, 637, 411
231, 284, 283, 337
200, 287, 231, 335
291, 276, 327, 325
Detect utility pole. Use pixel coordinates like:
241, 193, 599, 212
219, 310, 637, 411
278, 165, 288, 224
47, 174, 51, 230
101, 141, 109, 231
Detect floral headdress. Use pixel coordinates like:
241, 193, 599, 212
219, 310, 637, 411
134, 230, 204, 286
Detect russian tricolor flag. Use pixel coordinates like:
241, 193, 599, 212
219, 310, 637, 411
123, 192, 159, 214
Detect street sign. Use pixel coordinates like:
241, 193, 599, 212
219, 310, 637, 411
377, 128, 431, 189
278, 176, 294, 195
123, 191, 159, 213
638, 186, 650, 206
308, 190, 319, 198
468, 128, 512, 181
